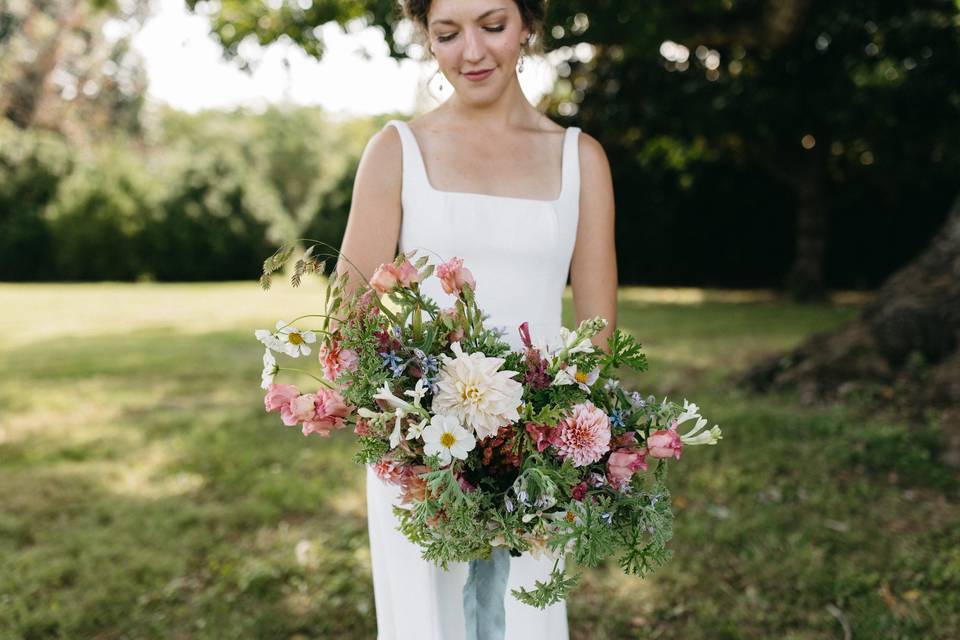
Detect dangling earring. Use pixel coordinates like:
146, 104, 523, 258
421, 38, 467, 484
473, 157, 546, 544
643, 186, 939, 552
517, 36, 530, 73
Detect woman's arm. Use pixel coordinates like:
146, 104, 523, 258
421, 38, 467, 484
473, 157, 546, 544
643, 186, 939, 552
569, 132, 618, 349
333, 123, 404, 309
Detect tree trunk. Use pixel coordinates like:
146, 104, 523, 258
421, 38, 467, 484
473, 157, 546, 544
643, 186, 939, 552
739, 191, 960, 463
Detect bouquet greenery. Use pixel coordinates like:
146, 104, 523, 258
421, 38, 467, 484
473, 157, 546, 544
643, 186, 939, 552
256, 244, 723, 608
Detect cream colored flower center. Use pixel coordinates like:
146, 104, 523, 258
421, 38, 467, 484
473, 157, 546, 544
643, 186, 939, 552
288, 332, 304, 345
440, 432, 456, 448
461, 385, 481, 402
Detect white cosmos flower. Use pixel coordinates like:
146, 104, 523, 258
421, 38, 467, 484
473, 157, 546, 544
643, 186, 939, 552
552, 364, 600, 393
275, 320, 316, 357
432, 342, 523, 440
260, 348, 279, 389
422, 414, 476, 466
254, 328, 286, 353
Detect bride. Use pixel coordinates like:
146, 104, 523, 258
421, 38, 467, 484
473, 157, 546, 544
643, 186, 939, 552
336, 0, 617, 637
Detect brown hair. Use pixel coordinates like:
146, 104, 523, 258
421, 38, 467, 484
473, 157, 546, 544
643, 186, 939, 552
400, 0, 548, 59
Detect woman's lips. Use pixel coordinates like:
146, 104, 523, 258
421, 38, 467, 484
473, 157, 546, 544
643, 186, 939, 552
463, 68, 494, 81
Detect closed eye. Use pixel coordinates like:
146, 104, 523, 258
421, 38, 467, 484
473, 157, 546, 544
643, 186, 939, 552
437, 25, 506, 43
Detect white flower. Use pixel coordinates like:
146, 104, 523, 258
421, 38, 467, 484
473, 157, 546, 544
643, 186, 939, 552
373, 381, 415, 413
432, 342, 524, 440
389, 408, 406, 449
406, 418, 428, 441
422, 414, 476, 466
604, 378, 621, 392
675, 399, 723, 446
403, 378, 429, 407
551, 364, 599, 393
254, 328, 285, 353
260, 348, 279, 389
275, 320, 316, 357
557, 326, 594, 355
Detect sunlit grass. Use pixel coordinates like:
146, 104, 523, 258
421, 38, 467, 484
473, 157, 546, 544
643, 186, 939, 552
0, 283, 956, 639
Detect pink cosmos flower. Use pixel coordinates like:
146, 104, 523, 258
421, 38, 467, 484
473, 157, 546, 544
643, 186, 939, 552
554, 401, 612, 467
318, 340, 359, 381
264, 383, 300, 426
647, 427, 683, 460
299, 388, 353, 437
436, 257, 476, 296
606, 447, 649, 489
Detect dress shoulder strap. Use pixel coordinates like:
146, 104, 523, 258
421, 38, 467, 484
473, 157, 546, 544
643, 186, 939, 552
385, 119, 431, 196
560, 127, 582, 207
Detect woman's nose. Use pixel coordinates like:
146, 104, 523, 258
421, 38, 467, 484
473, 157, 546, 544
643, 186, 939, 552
462, 27, 486, 62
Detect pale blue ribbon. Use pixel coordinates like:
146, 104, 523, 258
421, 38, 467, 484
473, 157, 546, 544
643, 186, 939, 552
462, 547, 511, 640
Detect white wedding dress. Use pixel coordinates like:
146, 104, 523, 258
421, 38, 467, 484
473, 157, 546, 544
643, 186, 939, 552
365, 118, 581, 640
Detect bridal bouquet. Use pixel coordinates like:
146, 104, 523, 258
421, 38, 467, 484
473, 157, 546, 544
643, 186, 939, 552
255, 244, 722, 611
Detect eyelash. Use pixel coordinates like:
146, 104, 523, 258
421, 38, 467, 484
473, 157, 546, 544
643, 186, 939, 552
437, 25, 505, 43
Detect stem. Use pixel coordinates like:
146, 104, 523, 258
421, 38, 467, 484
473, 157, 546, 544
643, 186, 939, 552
280, 367, 335, 389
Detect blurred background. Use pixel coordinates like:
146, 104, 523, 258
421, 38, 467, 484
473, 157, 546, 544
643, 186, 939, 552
1, 0, 958, 638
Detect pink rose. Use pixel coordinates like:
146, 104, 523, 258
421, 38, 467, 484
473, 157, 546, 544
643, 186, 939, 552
647, 427, 683, 460
264, 383, 300, 426
436, 257, 476, 296
394, 259, 421, 287
301, 388, 353, 437
369, 263, 399, 294
370, 260, 421, 295
289, 394, 318, 423
606, 447, 649, 489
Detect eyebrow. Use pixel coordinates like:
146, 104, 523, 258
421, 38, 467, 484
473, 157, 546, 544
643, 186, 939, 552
429, 8, 506, 28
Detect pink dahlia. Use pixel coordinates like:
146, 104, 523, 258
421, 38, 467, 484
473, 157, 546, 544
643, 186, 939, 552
554, 401, 612, 467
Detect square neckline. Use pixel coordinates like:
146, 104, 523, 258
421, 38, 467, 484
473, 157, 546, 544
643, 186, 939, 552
395, 120, 571, 204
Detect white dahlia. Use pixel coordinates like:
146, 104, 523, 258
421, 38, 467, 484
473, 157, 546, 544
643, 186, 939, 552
432, 341, 524, 440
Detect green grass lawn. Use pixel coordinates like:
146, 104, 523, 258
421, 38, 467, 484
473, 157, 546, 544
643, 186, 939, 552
0, 283, 957, 639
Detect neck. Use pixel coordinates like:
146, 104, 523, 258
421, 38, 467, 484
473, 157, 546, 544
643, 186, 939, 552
443, 74, 539, 131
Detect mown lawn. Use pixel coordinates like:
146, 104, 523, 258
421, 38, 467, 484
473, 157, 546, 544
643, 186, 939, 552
0, 283, 957, 640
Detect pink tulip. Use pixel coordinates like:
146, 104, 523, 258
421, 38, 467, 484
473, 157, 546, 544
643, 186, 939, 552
436, 257, 476, 296
264, 383, 300, 426
647, 427, 683, 460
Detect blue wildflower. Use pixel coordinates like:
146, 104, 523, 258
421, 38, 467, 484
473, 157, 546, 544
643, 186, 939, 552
609, 409, 625, 429
504, 495, 515, 513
